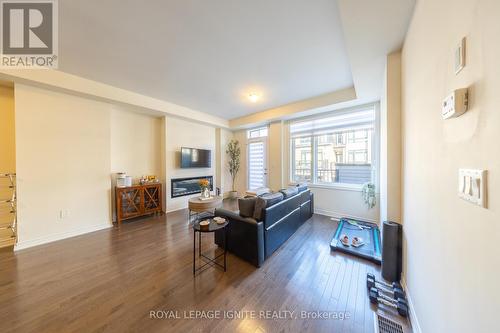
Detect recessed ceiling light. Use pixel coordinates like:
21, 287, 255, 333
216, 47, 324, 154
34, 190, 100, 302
248, 93, 260, 103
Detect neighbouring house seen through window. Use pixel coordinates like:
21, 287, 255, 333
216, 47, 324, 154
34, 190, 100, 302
290, 105, 376, 186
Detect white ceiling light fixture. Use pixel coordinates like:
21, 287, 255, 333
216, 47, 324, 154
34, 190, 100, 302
248, 93, 261, 103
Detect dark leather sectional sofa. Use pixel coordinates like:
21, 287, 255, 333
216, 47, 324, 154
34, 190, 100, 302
214, 186, 314, 267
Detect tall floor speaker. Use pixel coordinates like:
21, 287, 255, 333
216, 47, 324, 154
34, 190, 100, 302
381, 221, 402, 282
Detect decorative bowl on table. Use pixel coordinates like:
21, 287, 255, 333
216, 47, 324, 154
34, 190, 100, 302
214, 217, 226, 225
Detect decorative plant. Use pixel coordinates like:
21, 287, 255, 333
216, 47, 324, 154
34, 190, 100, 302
226, 139, 241, 192
198, 178, 210, 198
362, 182, 376, 208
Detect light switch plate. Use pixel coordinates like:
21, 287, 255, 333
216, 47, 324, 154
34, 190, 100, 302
455, 37, 466, 74
458, 169, 487, 207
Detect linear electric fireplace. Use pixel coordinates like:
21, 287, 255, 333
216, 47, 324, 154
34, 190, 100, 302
171, 176, 213, 198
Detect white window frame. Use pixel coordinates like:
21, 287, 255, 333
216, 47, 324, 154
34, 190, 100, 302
247, 126, 268, 139
288, 103, 380, 191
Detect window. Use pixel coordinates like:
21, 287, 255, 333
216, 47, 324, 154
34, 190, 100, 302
292, 136, 312, 182
247, 127, 268, 139
348, 150, 368, 164
290, 105, 377, 186
335, 151, 344, 163
317, 134, 333, 145
336, 133, 345, 145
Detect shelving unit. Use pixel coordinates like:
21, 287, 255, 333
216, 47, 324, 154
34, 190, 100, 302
0, 173, 17, 248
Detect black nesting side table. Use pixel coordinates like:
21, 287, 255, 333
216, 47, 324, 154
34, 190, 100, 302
193, 217, 228, 275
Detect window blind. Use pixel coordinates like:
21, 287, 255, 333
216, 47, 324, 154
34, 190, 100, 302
289, 108, 375, 137
248, 141, 265, 190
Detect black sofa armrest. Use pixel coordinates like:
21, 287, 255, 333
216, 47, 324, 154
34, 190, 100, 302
214, 208, 265, 267
215, 208, 253, 224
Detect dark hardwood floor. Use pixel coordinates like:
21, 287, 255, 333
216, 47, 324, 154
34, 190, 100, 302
0, 202, 405, 333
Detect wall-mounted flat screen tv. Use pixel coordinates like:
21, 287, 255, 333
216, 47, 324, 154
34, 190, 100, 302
181, 147, 211, 168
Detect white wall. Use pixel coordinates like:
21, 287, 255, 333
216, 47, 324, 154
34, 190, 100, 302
380, 52, 402, 223
310, 186, 379, 222
110, 107, 162, 179
13, 82, 223, 246
15, 84, 112, 249
110, 107, 162, 220
233, 130, 248, 195
14, 84, 164, 249
164, 117, 216, 212
268, 121, 285, 191
215, 128, 234, 196
401, 1, 500, 332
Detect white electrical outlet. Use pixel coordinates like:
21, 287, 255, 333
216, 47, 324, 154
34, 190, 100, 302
458, 169, 487, 207
59, 209, 69, 220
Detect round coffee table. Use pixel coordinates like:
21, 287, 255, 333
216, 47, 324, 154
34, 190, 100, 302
188, 196, 223, 222
192, 217, 228, 275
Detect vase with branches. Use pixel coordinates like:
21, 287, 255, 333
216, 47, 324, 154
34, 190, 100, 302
226, 139, 241, 198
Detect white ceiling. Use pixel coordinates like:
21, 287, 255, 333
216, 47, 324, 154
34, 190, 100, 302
337, 0, 416, 104
59, 0, 354, 120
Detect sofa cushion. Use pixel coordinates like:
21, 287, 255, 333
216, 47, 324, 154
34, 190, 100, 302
296, 183, 308, 193
246, 187, 271, 197
263, 192, 284, 207
238, 196, 257, 218
253, 192, 284, 220
280, 187, 299, 199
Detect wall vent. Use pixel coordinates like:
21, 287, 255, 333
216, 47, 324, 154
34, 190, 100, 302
374, 313, 405, 333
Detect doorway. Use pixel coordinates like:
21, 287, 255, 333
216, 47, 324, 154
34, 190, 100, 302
247, 127, 268, 190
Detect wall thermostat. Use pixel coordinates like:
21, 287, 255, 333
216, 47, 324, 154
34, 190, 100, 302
442, 88, 468, 119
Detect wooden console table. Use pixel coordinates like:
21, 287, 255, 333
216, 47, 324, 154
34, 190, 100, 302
115, 183, 163, 225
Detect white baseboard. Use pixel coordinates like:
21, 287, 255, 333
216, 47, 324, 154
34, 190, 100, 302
314, 208, 378, 224
166, 206, 188, 213
400, 275, 422, 333
15, 222, 112, 251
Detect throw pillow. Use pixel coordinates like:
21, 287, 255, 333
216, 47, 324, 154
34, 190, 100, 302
238, 197, 257, 218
